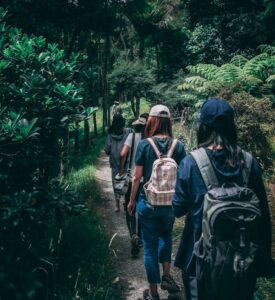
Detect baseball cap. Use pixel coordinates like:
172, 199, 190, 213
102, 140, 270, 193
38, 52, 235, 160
132, 116, 147, 126
199, 98, 234, 128
149, 104, 171, 118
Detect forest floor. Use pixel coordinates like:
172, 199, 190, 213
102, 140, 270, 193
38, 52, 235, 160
95, 151, 186, 300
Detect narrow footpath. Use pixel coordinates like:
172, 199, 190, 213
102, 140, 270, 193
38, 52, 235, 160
96, 151, 185, 300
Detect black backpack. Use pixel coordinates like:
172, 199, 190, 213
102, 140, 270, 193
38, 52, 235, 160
190, 148, 263, 300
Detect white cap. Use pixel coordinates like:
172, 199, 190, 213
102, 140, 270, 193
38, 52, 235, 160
132, 116, 147, 126
149, 104, 171, 118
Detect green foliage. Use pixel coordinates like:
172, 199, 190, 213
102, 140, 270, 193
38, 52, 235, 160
55, 213, 118, 299
109, 60, 154, 96
178, 46, 275, 105
186, 24, 226, 65
0, 8, 98, 298
254, 278, 275, 300
219, 91, 275, 169
109, 59, 154, 116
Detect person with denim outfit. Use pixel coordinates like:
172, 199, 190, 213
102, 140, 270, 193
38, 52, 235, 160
172, 99, 273, 300
128, 105, 186, 300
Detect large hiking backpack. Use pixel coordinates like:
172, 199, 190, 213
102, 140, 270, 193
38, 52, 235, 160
191, 148, 263, 300
144, 138, 178, 206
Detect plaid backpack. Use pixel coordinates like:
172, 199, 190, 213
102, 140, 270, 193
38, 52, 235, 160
144, 138, 178, 206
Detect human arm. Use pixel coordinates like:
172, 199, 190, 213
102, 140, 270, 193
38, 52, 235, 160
249, 159, 272, 257
172, 159, 191, 218
127, 165, 143, 216
119, 144, 130, 175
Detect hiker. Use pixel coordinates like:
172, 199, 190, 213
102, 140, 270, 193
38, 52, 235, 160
111, 100, 122, 117
119, 113, 149, 257
105, 114, 132, 212
127, 105, 186, 300
173, 98, 273, 300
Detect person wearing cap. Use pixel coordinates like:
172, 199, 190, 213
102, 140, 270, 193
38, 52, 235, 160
119, 113, 149, 257
172, 98, 272, 299
127, 105, 186, 300
105, 114, 132, 212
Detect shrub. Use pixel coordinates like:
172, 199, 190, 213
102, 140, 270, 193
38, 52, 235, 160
0, 7, 90, 298
219, 91, 275, 169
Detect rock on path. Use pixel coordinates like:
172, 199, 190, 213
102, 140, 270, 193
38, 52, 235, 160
96, 151, 185, 300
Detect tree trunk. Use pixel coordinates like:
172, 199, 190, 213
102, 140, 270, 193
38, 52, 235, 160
130, 92, 137, 118
74, 122, 80, 152
60, 126, 70, 177
101, 33, 111, 134
66, 27, 81, 58
139, 35, 145, 59
93, 113, 98, 137
155, 43, 160, 82
135, 97, 140, 118
83, 119, 90, 150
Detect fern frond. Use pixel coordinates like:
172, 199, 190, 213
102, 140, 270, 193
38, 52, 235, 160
184, 76, 207, 86
214, 64, 242, 83
243, 53, 270, 80
257, 44, 275, 55
177, 83, 197, 91
230, 55, 248, 68
266, 74, 275, 83
204, 81, 225, 95
187, 64, 218, 80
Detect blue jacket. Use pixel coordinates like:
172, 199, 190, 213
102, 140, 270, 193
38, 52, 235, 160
172, 148, 272, 273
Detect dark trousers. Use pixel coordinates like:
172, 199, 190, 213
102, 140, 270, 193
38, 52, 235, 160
124, 182, 141, 238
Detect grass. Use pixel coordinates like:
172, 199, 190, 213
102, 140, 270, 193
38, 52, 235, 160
48, 132, 120, 299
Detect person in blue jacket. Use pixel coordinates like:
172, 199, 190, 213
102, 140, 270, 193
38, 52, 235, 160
172, 98, 272, 300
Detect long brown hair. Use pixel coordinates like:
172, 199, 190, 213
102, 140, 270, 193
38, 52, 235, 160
144, 116, 173, 138
197, 122, 242, 169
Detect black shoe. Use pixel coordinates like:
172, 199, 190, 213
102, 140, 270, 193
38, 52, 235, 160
161, 275, 180, 293
143, 289, 160, 300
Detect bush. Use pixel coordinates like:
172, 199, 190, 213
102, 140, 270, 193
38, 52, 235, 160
219, 91, 275, 169
0, 7, 90, 298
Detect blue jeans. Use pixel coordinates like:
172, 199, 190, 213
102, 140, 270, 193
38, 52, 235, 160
137, 197, 175, 284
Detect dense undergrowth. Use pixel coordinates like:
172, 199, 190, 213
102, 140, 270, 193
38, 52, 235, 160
52, 136, 119, 300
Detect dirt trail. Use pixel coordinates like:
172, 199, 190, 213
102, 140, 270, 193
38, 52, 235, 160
96, 151, 185, 300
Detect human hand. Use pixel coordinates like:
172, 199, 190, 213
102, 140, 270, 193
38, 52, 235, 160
127, 200, 136, 216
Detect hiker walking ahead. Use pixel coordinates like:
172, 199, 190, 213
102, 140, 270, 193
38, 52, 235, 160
119, 113, 149, 257
128, 105, 186, 300
173, 99, 273, 300
111, 100, 122, 117
105, 114, 131, 212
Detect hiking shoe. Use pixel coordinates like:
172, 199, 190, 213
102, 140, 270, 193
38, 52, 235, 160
131, 234, 140, 257
143, 289, 160, 300
161, 275, 180, 293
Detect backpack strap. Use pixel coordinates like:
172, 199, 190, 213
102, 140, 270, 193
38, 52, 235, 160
147, 138, 161, 159
242, 150, 253, 187
191, 148, 219, 190
167, 139, 178, 158
128, 132, 135, 170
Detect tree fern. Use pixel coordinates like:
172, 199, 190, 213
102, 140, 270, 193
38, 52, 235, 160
258, 44, 275, 55
178, 48, 275, 105
187, 64, 218, 80
230, 55, 248, 68
214, 64, 242, 83
242, 53, 270, 80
